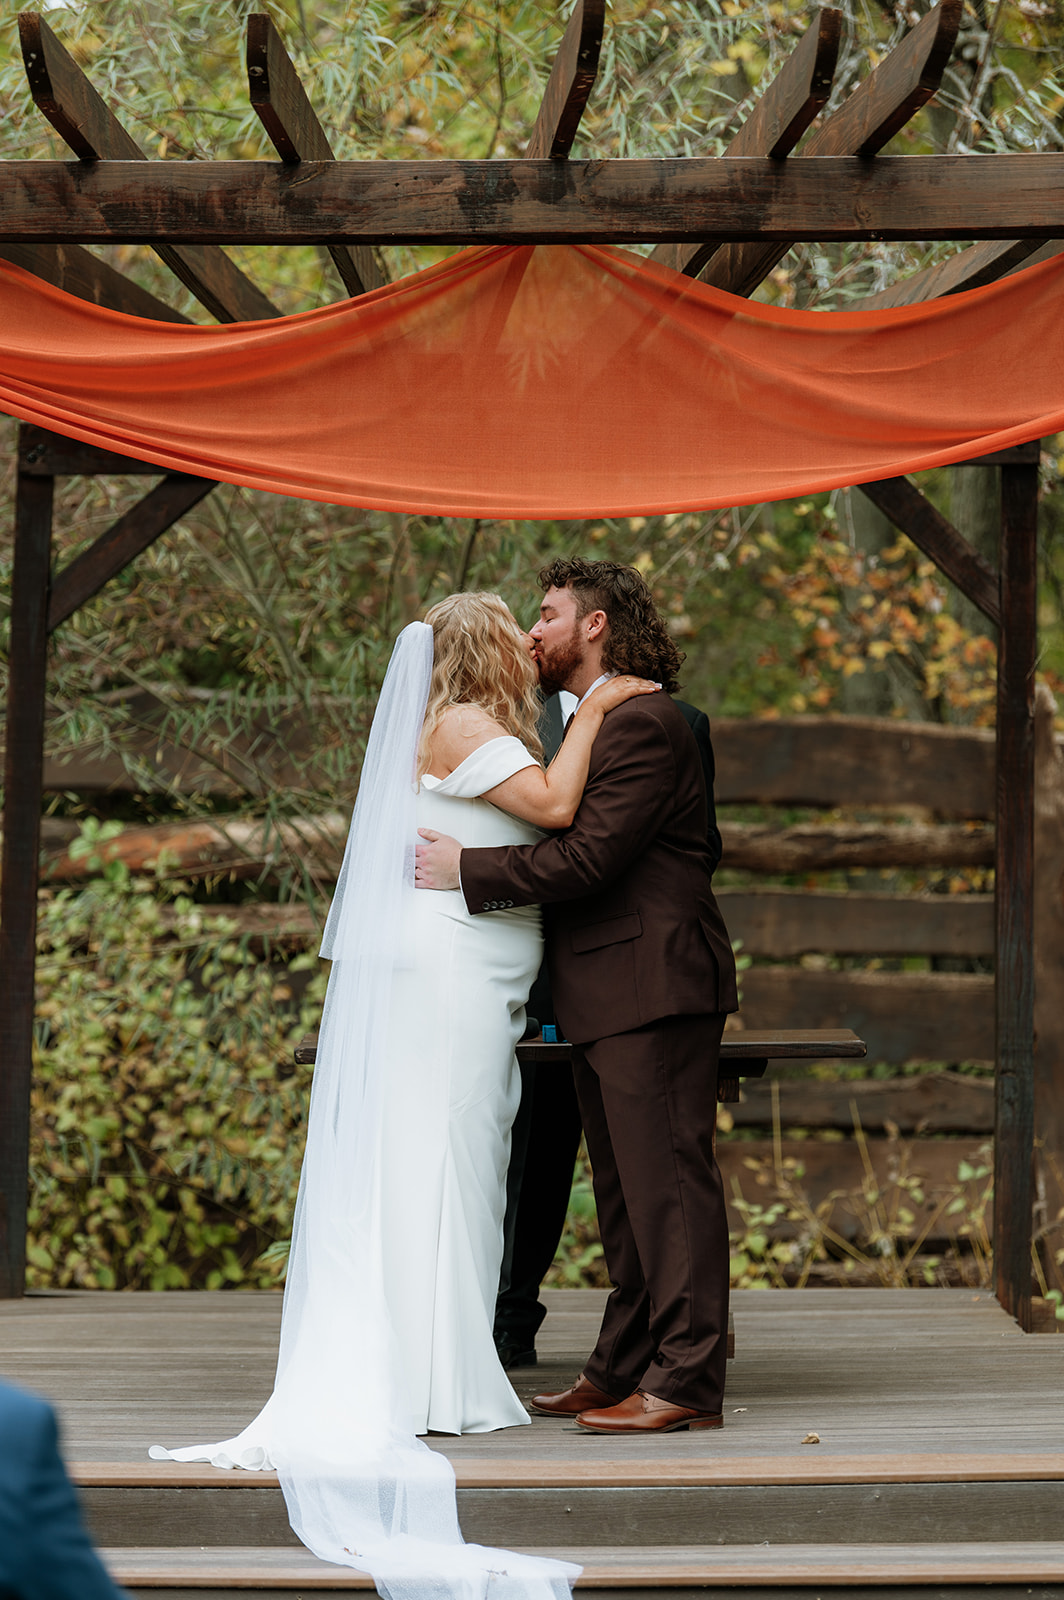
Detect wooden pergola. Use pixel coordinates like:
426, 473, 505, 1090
0, 2, 1053, 1324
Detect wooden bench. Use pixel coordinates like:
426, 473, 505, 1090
294, 1026, 866, 1099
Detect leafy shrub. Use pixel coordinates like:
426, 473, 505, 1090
29, 857, 325, 1290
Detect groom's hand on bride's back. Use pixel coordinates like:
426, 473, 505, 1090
415, 829, 463, 890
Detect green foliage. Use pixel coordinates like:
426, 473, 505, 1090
29, 845, 326, 1289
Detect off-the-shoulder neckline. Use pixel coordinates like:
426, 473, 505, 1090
421, 732, 524, 787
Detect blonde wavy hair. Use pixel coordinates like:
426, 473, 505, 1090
418, 593, 544, 777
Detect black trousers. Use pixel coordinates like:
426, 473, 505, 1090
574, 1012, 729, 1413
494, 1058, 582, 1346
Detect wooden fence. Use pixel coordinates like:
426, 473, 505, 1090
17, 693, 1064, 1291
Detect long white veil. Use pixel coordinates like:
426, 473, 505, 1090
153, 622, 578, 1600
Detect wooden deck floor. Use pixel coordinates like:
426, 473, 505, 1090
2, 1285, 1061, 1465
3, 1288, 1064, 1593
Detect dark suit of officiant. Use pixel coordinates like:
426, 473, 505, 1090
465, 693, 737, 1412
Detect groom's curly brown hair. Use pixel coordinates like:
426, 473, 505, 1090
538, 558, 684, 694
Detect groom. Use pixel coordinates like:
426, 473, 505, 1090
415, 559, 737, 1433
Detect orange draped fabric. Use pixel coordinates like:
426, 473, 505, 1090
1, 244, 1062, 518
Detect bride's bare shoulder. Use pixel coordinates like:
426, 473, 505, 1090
430, 704, 509, 769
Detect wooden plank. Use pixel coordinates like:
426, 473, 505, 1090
18, 11, 279, 323
294, 1027, 865, 1069
94, 1541, 1064, 1587
730, 1072, 994, 1133
738, 967, 995, 1063
994, 462, 1038, 1330
524, 0, 605, 161
719, 888, 994, 959
712, 715, 995, 815
30, 813, 994, 882
22, 707, 1015, 812
967, 441, 1043, 467
652, 10, 842, 279
48, 475, 215, 631
0, 457, 52, 1299
721, 821, 994, 873
853, 240, 1064, 312
807, 0, 964, 158
702, 0, 963, 295
18, 424, 180, 477
70, 1449, 1064, 1488
84, 1479, 1064, 1555
4, 155, 1064, 245
0, 243, 189, 323
858, 476, 1000, 628
246, 14, 384, 297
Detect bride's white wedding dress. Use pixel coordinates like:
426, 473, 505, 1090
151, 624, 575, 1600
383, 738, 543, 1435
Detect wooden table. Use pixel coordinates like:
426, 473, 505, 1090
295, 1027, 866, 1102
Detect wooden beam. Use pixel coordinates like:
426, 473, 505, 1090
857, 476, 1001, 629
739, 966, 995, 1065
994, 461, 1039, 1330
717, 887, 995, 959
854, 240, 1064, 311
0, 450, 52, 1298
730, 1072, 995, 1134
245, 13, 384, 297
48, 475, 215, 632
18, 11, 280, 323
524, 0, 605, 161
721, 821, 993, 873
19, 424, 174, 477
712, 714, 994, 817
0, 243, 189, 323
702, 0, 963, 295
2, 155, 1063, 244
652, 10, 842, 279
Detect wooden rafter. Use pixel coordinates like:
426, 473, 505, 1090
524, 0, 605, 160
47, 475, 214, 632
702, 0, 962, 296
1, 154, 1062, 245
0, 242, 190, 323
853, 238, 1064, 311
651, 9, 842, 281
246, 13, 385, 297
858, 476, 1001, 629
19, 11, 280, 323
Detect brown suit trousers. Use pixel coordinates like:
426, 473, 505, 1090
461, 694, 737, 1411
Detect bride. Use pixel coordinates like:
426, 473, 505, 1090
153, 592, 656, 1599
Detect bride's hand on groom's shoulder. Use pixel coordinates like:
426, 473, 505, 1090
583, 675, 662, 718
415, 829, 462, 891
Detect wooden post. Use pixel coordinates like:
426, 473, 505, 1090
993, 460, 1038, 1329
0, 442, 53, 1299
1033, 685, 1064, 1297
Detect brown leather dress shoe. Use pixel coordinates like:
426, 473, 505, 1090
530, 1374, 621, 1416
576, 1389, 724, 1434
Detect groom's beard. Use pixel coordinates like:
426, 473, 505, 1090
536, 623, 586, 697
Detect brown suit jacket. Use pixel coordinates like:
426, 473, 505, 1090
460, 694, 738, 1045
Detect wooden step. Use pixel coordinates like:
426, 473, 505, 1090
75, 1456, 1064, 1552
106, 1541, 1064, 1597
